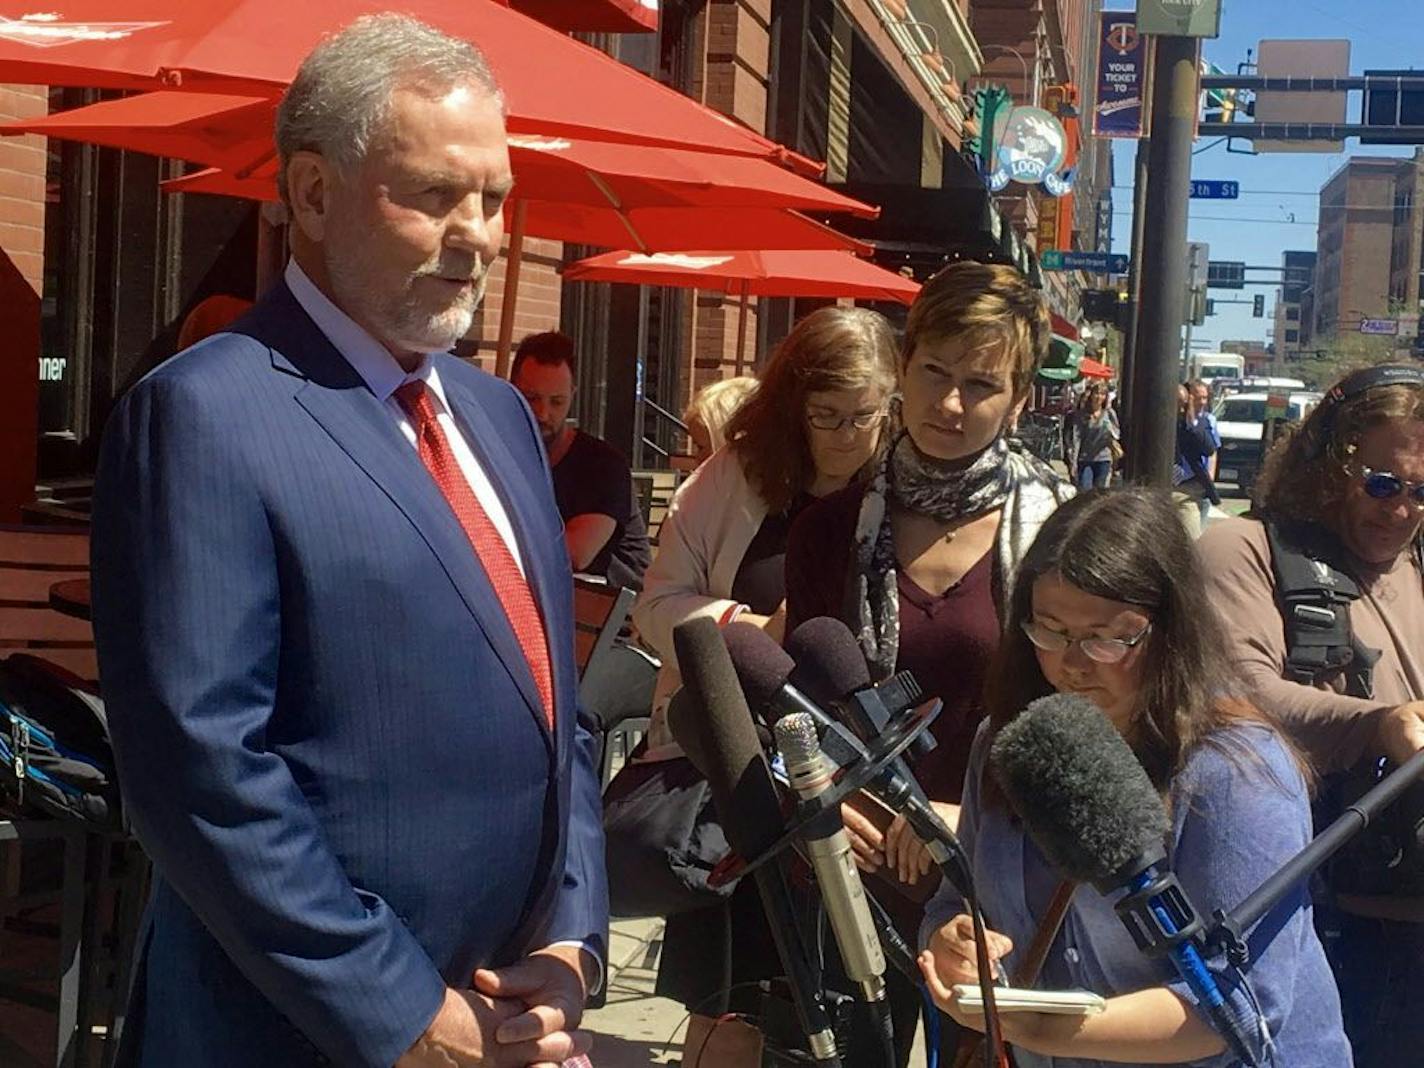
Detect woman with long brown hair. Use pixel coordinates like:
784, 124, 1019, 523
630, 306, 898, 1063
634, 305, 898, 751
919, 488, 1348, 1066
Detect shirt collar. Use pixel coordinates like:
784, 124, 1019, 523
284, 258, 448, 406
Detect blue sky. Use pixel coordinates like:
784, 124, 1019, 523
1107, 0, 1424, 349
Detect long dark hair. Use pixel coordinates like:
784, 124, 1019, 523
984, 488, 1296, 803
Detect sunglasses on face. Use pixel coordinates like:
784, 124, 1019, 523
1357, 465, 1424, 506
1020, 619, 1152, 665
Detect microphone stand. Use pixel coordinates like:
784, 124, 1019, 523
1206, 746, 1424, 967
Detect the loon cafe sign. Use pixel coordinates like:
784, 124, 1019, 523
988, 105, 1074, 197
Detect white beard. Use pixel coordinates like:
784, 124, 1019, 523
324, 222, 489, 353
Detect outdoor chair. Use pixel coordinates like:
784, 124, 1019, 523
571, 577, 657, 787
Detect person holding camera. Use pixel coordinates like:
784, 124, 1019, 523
1197, 364, 1424, 1067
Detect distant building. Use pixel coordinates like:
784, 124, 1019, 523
1275, 250, 1316, 359
1312, 150, 1424, 345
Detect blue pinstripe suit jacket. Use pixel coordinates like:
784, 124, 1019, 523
91, 281, 608, 1068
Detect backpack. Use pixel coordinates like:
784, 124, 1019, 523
0, 654, 119, 830
1265, 518, 1424, 895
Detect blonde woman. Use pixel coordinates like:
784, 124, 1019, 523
682, 375, 759, 468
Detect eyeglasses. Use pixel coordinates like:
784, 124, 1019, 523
805, 409, 886, 432
1020, 619, 1152, 665
1356, 465, 1424, 506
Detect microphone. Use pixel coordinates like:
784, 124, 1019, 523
1209, 745, 1424, 965
773, 712, 888, 1004
668, 618, 842, 1067
723, 620, 932, 809
784, 618, 936, 762
722, 621, 967, 886
990, 694, 1262, 1067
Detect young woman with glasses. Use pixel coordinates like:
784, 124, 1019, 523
920, 487, 1350, 1067
630, 305, 897, 1065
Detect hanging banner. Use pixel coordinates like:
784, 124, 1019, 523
1094, 13, 1148, 138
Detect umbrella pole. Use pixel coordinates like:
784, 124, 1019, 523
734, 282, 750, 375
494, 200, 529, 379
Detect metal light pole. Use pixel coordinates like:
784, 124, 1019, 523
1124, 34, 1199, 485
1121, 137, 1151, 459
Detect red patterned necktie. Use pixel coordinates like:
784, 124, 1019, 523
395, 380, 554, 729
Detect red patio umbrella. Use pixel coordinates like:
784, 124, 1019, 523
0, 1, 819, 172
1079, 357, 1115, 379
3, 89, 874, 372
0, 92, 874, 222
564, 250, 921, 371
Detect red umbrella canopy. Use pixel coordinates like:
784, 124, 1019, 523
563, 250, 921, 305
1078, 357, 1115, 380
162, 166, 870, 254
0, 92, 873, 217
0, 1, 817, 171
1, 91, 875, 252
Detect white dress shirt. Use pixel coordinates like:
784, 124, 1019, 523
285, 259, 524, 575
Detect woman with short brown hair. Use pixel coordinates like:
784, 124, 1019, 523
784, 260, 1072, 1065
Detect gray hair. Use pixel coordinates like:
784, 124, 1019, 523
274, 14, 504, 204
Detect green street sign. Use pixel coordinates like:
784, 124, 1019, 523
1136, 0, 1222, 38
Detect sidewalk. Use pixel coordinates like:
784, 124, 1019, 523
582, 917, 928, 1067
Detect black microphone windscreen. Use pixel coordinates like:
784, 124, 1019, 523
671, 617, 784, 859
989, 693, 1169, 888
721, 621, 797, 712
785, 617, 872, 703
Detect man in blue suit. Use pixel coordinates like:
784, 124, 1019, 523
90, 15, 607, 1067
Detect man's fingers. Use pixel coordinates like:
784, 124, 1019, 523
500, 1027, 593, 1066
473, 963, 542, 998
495, 1002, 570, 1044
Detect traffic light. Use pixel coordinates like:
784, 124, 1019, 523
1253, 294, 1265, 318
1081, 289, 1119, 323
1364, 69, 1424, 145
1201, 61, 1238, 124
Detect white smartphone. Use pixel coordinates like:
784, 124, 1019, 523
951, 984, 1107, 1016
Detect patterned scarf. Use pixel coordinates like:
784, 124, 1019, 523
850, 431, 1014, 679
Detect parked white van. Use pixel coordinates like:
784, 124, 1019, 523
1214, 390, 1322, 493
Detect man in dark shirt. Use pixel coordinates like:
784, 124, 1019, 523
512, 331, 652, 589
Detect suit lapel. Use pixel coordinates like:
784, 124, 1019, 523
250, 285, 553, 749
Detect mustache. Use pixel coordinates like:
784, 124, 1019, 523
416, 257, 487, 283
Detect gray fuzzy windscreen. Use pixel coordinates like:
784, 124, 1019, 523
989, 693, 1170, 885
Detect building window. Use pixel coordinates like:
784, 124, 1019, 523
1286, 329, 1299, 343
1286, 307, 1300, 321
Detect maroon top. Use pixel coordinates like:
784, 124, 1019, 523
785, 484, 1001, 804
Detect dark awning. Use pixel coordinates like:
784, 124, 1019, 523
508, 0, 657, 33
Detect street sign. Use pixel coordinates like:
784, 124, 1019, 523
1137, 0, 1222, 38
1094, 13, 1148, 139
1360, 318, 1400, 336
1207, 261, 1246, 289
1190, 179, 1240, 199
1040, 250, 1130, 273
1188, 242, 1210, 288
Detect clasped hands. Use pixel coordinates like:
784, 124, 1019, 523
396, 945, 595, 1068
